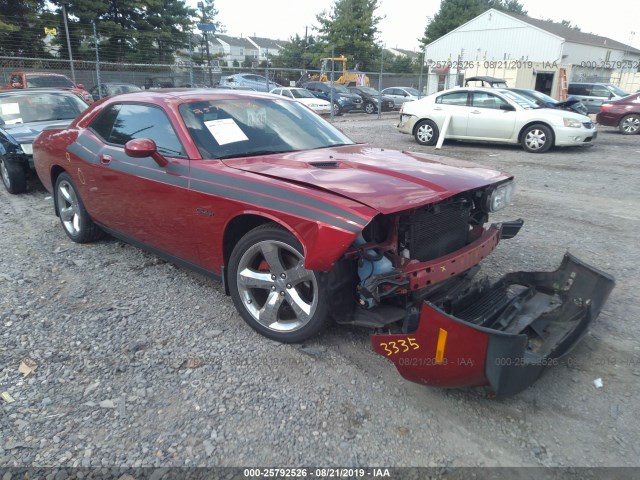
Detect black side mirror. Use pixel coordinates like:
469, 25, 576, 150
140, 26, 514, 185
500, 104, 516, 111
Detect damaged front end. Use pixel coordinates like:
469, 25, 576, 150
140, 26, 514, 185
329, 181, 615, 397
371, 253, 615, 397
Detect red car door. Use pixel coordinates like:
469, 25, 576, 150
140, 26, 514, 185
78, 102, 200, 265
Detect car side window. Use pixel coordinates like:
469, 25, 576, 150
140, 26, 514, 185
590, 85, 610, 97
97, 103, 185, 157
90, 104, 121, 140
436, 91, 468, 106
471, 92, 507, 109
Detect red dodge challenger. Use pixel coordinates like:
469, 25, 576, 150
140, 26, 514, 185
33, 89, 614, 397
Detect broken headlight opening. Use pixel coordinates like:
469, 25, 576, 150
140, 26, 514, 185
482, 180, 515, 213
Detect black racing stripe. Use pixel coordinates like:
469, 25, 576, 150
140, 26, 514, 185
68, 142, 98, 164
190, 167, 369, 227
108, 160, 189, 188
191, 178, 362, 233
101, 147, 191, 178
76, 134, 103, 152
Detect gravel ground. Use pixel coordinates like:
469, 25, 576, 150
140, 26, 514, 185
1, 112, 639, 471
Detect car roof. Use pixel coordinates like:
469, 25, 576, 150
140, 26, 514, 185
98, 88, 274, 103
0, 87, 81, 96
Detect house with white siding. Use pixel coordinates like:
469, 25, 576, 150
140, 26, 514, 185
423, 9, 640, 95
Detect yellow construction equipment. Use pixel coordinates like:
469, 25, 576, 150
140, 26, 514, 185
308, 55, 370, 86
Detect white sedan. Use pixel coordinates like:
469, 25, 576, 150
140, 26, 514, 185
397, 87, 597, 153
269, 87, 332, 115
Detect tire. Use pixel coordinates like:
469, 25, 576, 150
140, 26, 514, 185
414, 119, 439, 146
521, 124, 553, 153
54, 172, 104, 243
228, 223, 329, 343
619, 114, 640, 135
332, 102, 342, 116
364, 102, 376, 114
0, 156, 27, 194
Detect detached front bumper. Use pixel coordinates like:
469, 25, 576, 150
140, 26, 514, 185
371, 253, 615, 397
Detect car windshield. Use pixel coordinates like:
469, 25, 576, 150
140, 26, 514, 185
328, 83, 349, 93
520, 90, 556, 104
290, 89, 315, 99
0, 92, 88, 125
498, 90, 538, 109
403, 88, 420, 96
179, 98, 355, 159
25, 75, 76, 88
608, 85, 628, 97
358, 87, 380, 95
113, 84, 141, 94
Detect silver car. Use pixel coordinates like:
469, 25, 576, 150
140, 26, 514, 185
218, 73, 280, 92
397, 87, 597, 153
380, 86, 421, 109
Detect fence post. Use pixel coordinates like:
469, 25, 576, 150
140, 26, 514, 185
418, 49, 425, 99
93, 21, 101, 98
378, 46, 384, 119
188, 32, 194, 87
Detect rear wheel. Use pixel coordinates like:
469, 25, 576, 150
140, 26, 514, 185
54, 172, 104, 243
521, 124, 553, 153
0, 156, 27, 194
414, 119, 439, 146
228, 224, 329, 343
619, 114, 640, 135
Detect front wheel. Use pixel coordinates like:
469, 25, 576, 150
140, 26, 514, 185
228, 224, 329, 343
0, 156, 27, 194
414, 119, 439, 146
364, 102, 376, 114
619, 114, 640, 135
54, 172, 104, 243
521, 124, 553, 153
332, 102, 342, 116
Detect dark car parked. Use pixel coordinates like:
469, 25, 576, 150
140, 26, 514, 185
347, 86, 395, 114
89, 83, 142, 101
0, 89, 88, 193
596, 93, 640, 134
507, 88, 588, 116
303, 81, 363, 115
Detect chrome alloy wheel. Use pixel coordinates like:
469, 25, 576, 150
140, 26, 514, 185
56, 178, 82, 236
524, 128, 547, 151
236, 240, 318, 333
416, 122, 435, 143
621, 115, 640, 134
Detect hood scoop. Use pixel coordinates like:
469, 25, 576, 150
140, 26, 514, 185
309, 161, 340, 169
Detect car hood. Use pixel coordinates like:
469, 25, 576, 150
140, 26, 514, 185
2, 119, 73, 144
221, 144, 510, 214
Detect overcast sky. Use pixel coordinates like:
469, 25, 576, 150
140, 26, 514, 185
187, 0, 638, 52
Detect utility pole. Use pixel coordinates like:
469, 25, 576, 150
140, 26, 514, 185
60, 0, 75, 83
197, 1, 214, 87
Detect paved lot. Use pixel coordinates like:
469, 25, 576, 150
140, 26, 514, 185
1, 112, 638, 470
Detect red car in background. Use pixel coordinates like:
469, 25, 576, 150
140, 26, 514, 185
32, 89, 614, 397
2, 71, 94, 104
596, 93, 640, 134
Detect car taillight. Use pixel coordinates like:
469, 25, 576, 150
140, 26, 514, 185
600, 103, 613, 111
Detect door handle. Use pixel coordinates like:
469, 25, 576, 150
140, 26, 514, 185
99, 154, 112, 165
471, 110, 481, 114
433, 107, 442, 111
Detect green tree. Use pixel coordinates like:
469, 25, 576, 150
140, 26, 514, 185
0, 0, 51, 57
421, 0, 527, 46
271, 34, 317, 70
315, 0, 383, 71
51, 0, 208, 64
